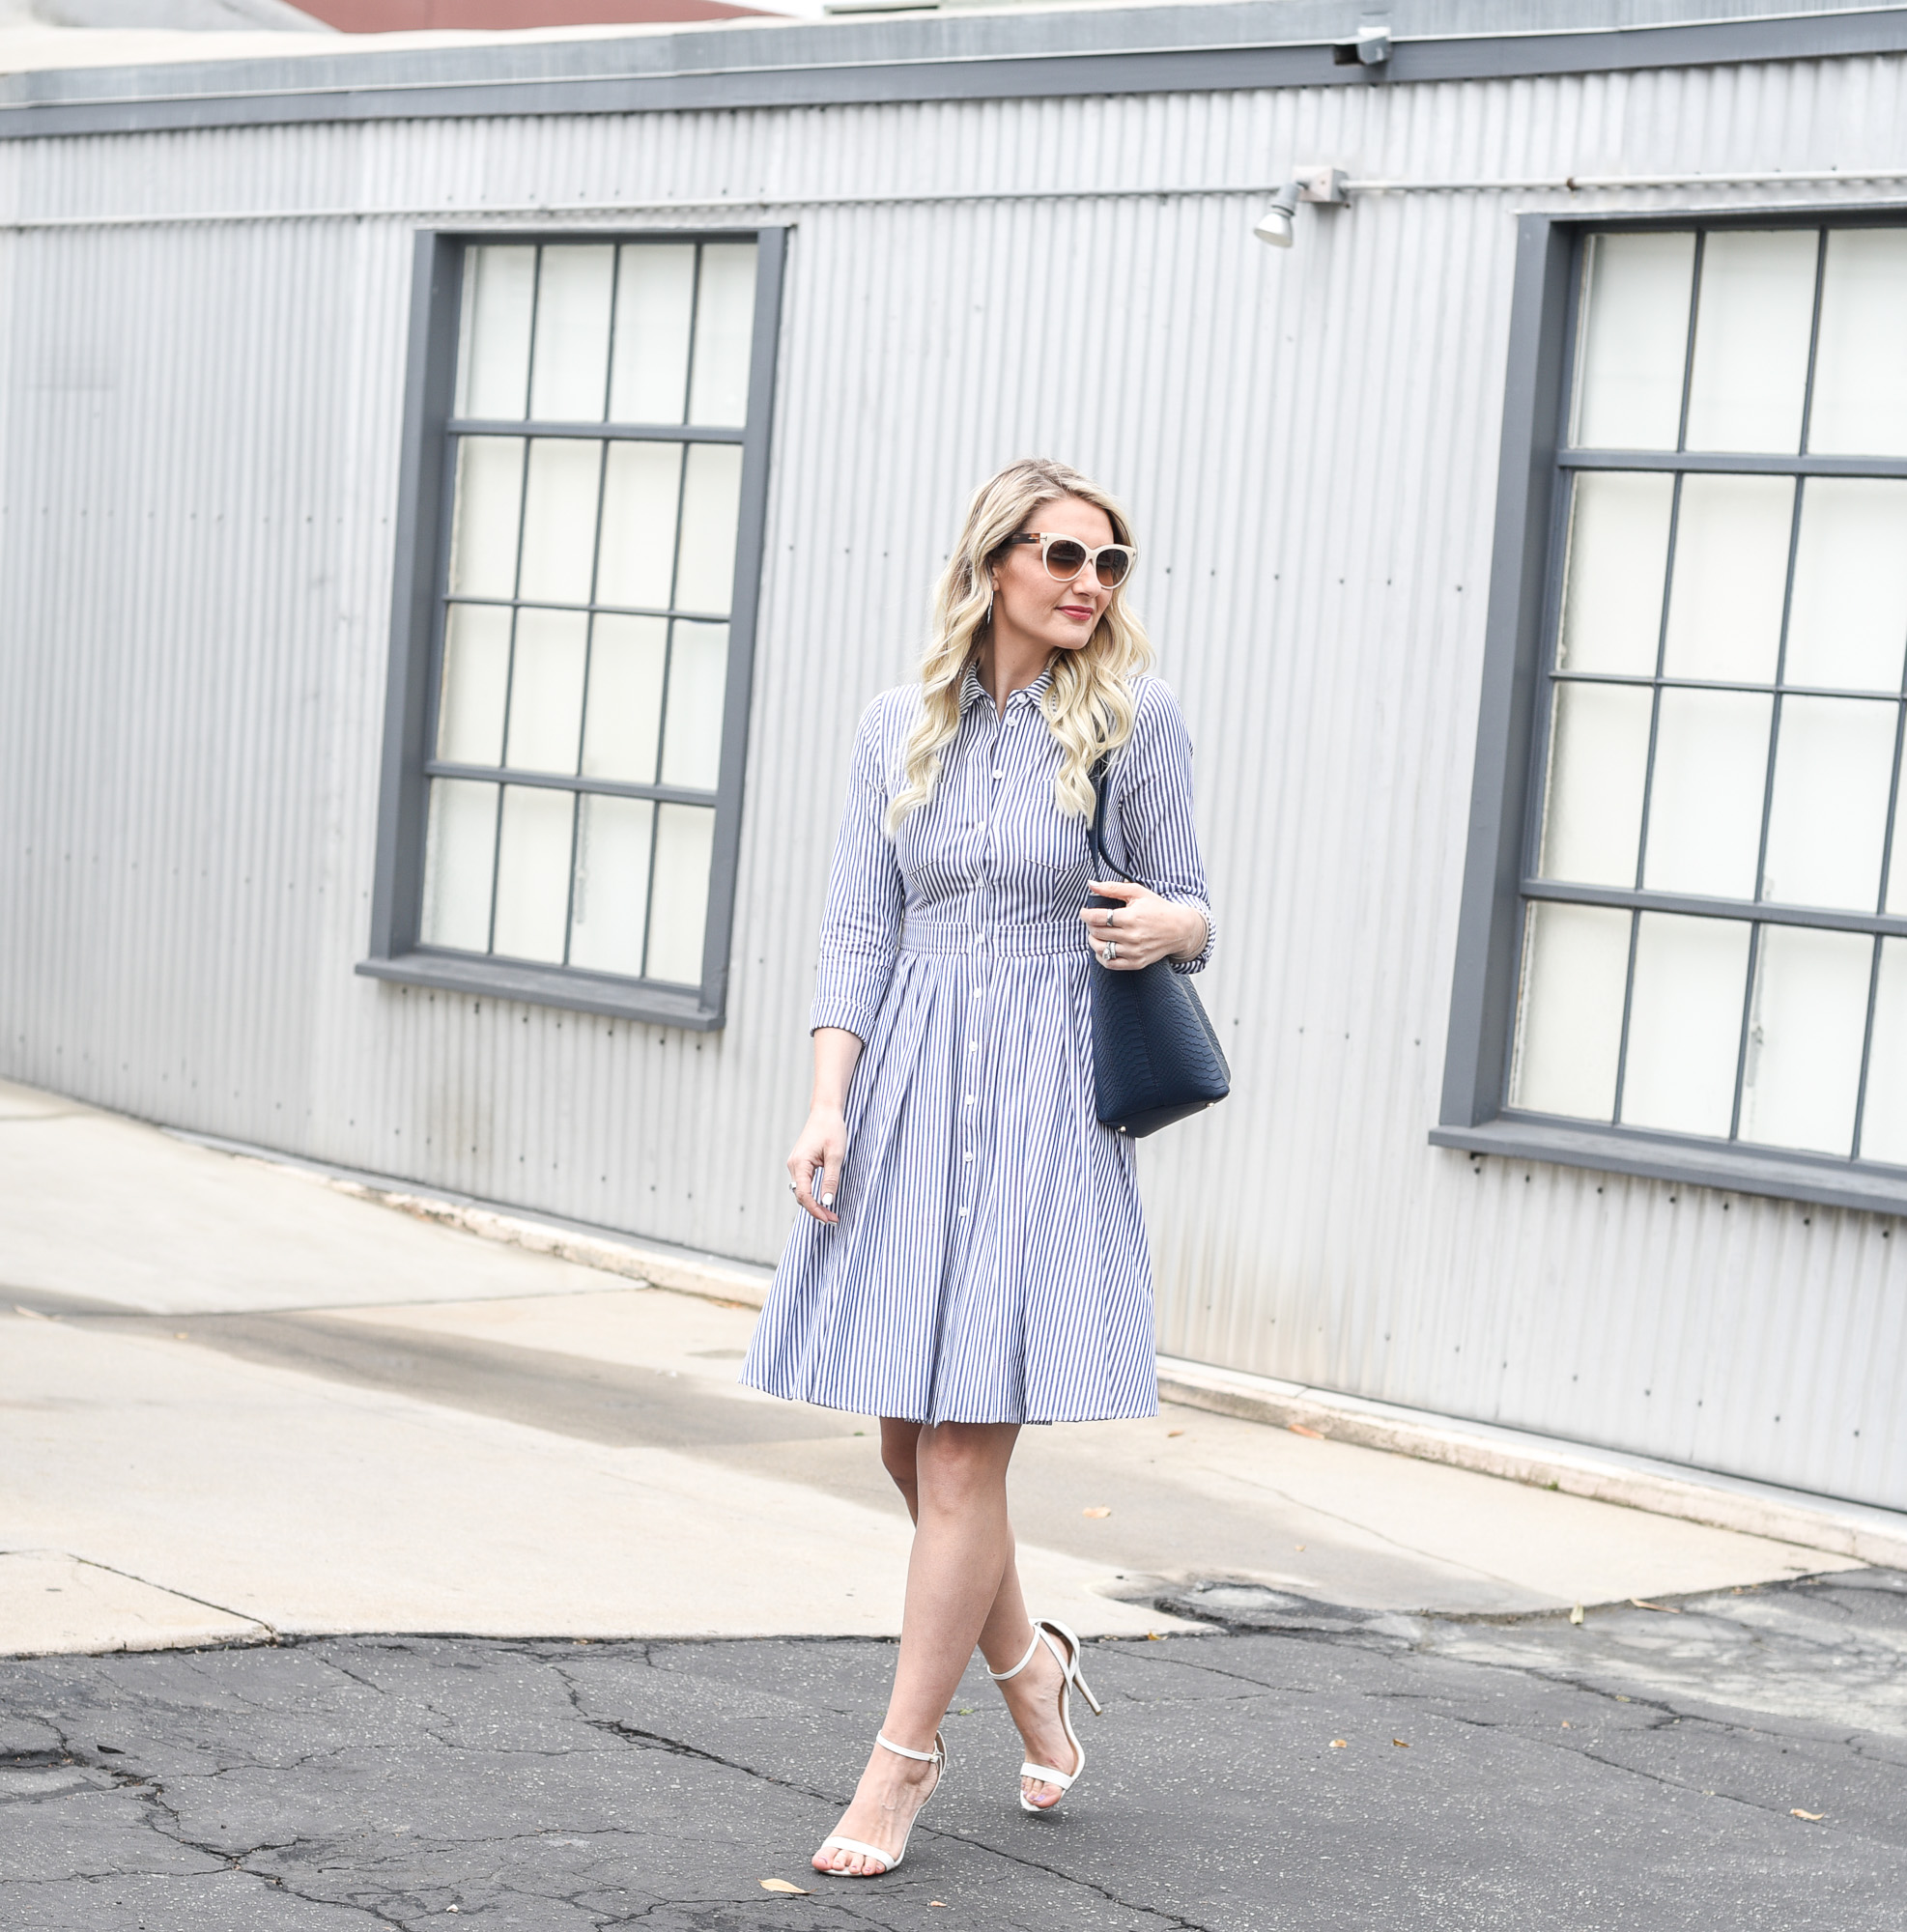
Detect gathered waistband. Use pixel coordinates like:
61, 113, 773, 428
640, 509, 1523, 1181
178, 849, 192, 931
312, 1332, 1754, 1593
900, 919, 1091, 958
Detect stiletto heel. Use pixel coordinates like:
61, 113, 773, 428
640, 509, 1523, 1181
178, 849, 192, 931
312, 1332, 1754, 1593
987, 1617, 1101, 1813
816, 1731, 947, 1877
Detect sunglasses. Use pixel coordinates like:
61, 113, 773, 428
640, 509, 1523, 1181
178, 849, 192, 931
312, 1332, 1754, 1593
1002, 531, 1135, 590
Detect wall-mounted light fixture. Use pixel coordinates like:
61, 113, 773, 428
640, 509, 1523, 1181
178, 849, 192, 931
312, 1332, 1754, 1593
1253, 165, 1351, 248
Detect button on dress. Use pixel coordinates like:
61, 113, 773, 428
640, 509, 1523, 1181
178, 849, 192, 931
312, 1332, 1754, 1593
741, 662, 1216, 1425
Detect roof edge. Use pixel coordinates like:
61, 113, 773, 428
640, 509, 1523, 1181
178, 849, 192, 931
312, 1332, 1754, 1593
3, 0, 1906, 136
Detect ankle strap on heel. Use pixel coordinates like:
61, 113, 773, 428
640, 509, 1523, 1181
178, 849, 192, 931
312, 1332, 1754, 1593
987, 1629, 1046, 1683
876, 1731, 944, 1766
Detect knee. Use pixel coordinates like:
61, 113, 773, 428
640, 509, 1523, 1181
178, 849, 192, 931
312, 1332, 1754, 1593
880, 1436, 919, 1496
915, 1426, 1009, 1516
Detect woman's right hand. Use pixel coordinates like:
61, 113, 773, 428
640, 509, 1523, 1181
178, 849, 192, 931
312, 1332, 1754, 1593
788, 1104, 846, 1224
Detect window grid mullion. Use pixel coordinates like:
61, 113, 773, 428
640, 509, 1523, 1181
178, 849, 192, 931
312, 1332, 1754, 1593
1609, 907, 1643, 1127
441, 592, 731, 624
486, 250, 541, 955
642, 244, 703, 980
426, 760, 715, 807
447, 419, 745, 443
561, 260, 622, 970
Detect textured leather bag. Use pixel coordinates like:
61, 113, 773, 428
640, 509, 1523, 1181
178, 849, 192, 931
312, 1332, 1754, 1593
1085, 758, 1231, 1137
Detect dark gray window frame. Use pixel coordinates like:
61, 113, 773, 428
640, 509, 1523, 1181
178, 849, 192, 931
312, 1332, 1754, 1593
359, 224, 786, 1030
1435, 200, 1907, 1217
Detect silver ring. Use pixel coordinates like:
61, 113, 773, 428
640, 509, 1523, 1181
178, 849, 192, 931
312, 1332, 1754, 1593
1107, 908, 1117, 926
1105, 941, 1118, 962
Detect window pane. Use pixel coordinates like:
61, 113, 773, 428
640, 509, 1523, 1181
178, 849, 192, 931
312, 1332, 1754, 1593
1660, 474, 1794, 683
1783, 478, 1907, 692
1683, 229, 1818, 454
673, 442, 743, 616
1557, 471, 1672, 675
455, 245, 534, 420
596, 441, 683, 611
581, 614, 667, 783
1808, 228, 1907, 457
446, 438, 524, 599
1537, 681, 1651, 887
1641, 688, 1772, 899
436, 604, 512, 766
568, 793, 654, 977
1739, 924, 1869, 1155
1570, 231, 1694, 450
1509, 900, 1630, 1120
503, 608, 588, 775
527, 245, 615, 423
517, 439, 602, 605
609, 244, 697, 426
687, 242, 758, 429
660, 620, 729, 790
1858, 937, 1907, 1163
645, 803, 714, 984
1618, 912, 1750, 1136
492, 784, 575, 963
420, 778, 498, 952
1760, 696, 1897, 911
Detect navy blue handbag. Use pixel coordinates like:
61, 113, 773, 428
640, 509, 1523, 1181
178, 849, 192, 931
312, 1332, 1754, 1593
1085, 758, 1231, 1138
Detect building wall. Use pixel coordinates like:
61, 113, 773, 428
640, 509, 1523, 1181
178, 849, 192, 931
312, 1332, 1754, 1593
4, 48, 1905, 1507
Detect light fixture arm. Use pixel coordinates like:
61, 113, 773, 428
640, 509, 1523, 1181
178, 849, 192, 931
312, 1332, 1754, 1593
1252, 164, 1351, 248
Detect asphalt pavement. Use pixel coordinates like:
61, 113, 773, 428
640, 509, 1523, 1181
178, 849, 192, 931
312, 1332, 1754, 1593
4, 1569, 1903, 1931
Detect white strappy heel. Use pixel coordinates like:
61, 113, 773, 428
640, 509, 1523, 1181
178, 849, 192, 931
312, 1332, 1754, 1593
988, 1617, 1103, 1813
815, 1731, 947, 1877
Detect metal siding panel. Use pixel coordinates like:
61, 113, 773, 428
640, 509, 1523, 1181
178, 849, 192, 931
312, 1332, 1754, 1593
3, 58, 1906, 1507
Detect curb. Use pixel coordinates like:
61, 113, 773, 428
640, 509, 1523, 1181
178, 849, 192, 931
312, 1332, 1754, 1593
284, 1169, 774, 1309
1155, 1355, 1907, 1571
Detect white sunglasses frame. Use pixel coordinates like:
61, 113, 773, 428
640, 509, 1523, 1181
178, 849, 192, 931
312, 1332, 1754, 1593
1002, 530, 1137, 588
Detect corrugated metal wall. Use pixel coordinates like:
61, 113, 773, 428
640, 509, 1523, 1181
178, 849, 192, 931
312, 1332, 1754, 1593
4, 49, 1906, 1509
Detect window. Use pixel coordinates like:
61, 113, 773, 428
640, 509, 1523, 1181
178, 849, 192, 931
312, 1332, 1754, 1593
1439, 216, 1907, 1210
364, 231, 784, 1028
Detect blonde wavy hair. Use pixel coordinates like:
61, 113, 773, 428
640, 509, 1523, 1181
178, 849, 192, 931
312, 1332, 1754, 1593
885, 459, 1154, 833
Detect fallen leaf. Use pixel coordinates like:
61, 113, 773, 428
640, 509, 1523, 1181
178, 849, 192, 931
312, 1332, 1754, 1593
1295, 1545, 1306, 1552
1561, 1721, 1572, 1729
1146, 1631, 1163, 1640
1791, 1809, 1824, 1822
1391, 1739, 1409, 1748
1329, 1739, 1349, 1749
1569, 1605, 1585, 1625
1082, 1506, 1112, 1518
1630, 1599, 1682, 1613
1289, 1423, 1325, 1440
1167, 1429, 1185, 1438
930, 1904, 948, 1909
760, 1879, 811, 1894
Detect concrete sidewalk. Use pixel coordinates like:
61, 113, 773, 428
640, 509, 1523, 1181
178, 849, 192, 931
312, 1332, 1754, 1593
0, 1076, 1868, 1657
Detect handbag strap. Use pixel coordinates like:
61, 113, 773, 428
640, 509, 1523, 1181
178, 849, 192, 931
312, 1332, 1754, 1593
1088, 753, 1141, 888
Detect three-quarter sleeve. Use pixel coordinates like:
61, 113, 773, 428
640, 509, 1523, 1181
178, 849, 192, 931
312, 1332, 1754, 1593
1102, 681, 1216, 975
809, 698, 905, 1038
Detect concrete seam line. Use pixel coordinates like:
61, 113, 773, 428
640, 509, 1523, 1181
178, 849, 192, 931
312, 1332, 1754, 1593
1154, 1365, 1907, 1567
316, 1173, 773, 1309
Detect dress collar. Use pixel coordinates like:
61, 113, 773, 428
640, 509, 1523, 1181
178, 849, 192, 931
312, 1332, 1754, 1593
958, 657, 1056, 715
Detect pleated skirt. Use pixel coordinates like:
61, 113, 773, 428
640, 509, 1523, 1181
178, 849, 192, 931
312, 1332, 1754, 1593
740, 929, 1159, 1425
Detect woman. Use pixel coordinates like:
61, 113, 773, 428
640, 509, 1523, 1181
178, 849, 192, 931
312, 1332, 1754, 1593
741, 457, 1215, 1879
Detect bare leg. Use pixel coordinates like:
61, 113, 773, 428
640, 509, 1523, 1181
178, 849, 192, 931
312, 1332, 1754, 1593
873, 1420, 1084, 1814
814, 1421, 1021, 1876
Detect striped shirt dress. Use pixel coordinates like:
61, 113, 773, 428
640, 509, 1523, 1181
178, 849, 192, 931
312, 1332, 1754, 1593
740, 660, 1216, 1426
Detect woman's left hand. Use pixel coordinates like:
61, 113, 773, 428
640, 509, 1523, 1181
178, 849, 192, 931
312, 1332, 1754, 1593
1080, 881, 1208, 970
